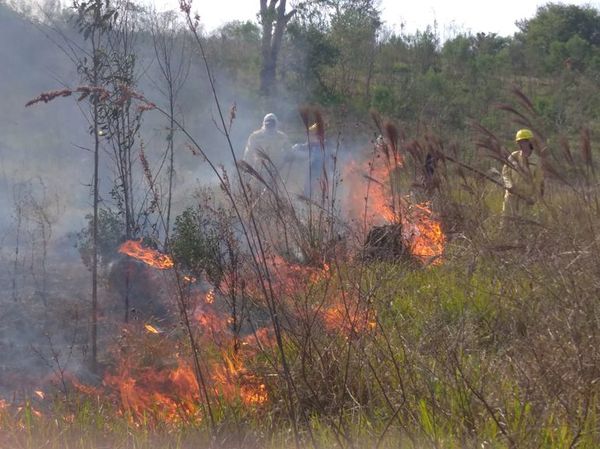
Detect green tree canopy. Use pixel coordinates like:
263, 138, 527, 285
517, 3, 600, 72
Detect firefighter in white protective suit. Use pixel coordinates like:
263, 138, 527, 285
243, 113, 291, 174
501, 128, 545, 225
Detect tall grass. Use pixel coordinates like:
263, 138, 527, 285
7, 104, 599, 449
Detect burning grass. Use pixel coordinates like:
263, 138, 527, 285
342, 138, 446, 265
5, 164, 600, 448
10, 89, 600, 448
4, 172, 600, 449
4, 229, 600, 448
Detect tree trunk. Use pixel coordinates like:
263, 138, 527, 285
91, 32, 100, 375
259, 0, 295, 97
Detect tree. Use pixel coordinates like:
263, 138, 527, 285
73, 0, 117, 372
101, 0, 144, 246
149, 10, 190, 244
209, 20, 261, 84
517, 4, 600, 73
259, 0, 296, 96
283, 0, 381, 104
284, 22, 339, 100
327, 0, 382, 103
82, 1, 158, 325
407, 27, 440, 74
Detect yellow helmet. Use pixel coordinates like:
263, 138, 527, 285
515, 128, 534, 142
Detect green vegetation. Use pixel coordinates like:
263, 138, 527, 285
4, 116, 600, 447
3, 200, 600, 449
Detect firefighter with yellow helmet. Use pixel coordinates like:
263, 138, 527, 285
501, 128, 544, 223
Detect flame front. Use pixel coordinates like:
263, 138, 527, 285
343, 158, 399, 226
104, 352, 269, 422
403, 202, 446, 265
118, 240, 174, 269
211, 354, 268, 406
103, 357, 201, 424
367, 156, 401, 224
322, 300, 376, 337
344, 145, 446, 264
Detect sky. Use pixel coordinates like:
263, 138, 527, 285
139, 0, 599, 38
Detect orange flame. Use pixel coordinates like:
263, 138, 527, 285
343, 148, 445, 264
263, 255, 332, 298
195, 303, 231, 342
205, 289, 215, 304
16, 404, 42, 418
103, 358, 201, 424
118, 240, 174, 270
242, 327, 276, 350
322, 300, 376, 337
367, 158, 400, 224
211, 354, 268, 406
343, 155, 402, 228
403, 202, 446, 265
71, 378, 102, 396
144, 323, 161, 334
102, 350, 269, 422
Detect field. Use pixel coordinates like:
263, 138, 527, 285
3, 1, 600, 448
2, 111, 600, 449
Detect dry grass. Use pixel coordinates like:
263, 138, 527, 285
14, 52, 600, 449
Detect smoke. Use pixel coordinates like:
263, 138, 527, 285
0, 1, 380, 399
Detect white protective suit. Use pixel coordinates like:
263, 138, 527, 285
243, 113, 291, 174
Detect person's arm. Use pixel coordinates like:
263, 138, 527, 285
279, 132, 294, 165
502, 155, 514, 191
281, 132, 291, 152
289, 143, 308, 161
537, 147, 546, 198
535, 159, 545, 198
243, 133, 257, 166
